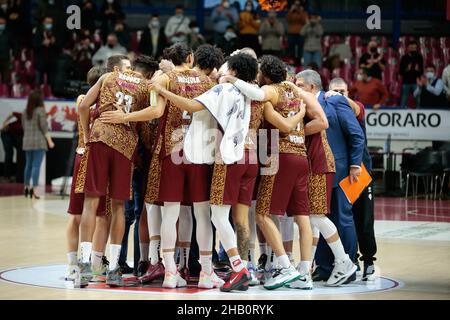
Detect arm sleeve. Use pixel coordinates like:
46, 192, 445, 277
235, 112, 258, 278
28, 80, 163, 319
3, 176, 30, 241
333, 96, 365, 167
234, 79, 265, 101
37, 108, 48, 135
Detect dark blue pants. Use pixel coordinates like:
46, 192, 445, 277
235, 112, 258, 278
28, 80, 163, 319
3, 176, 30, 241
315, 186, 358, 277
119, 168, 144, 269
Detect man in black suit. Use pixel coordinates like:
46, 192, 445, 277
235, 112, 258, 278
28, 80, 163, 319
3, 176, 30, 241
139, 14, 167, 59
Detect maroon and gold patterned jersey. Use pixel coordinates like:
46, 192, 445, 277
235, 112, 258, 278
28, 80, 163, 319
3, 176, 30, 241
265, 83, 307, 157
245, 100, 265, 150
153, 69, 215, 158
89, 71, 150, 160
137, 119, 159, 152
305, 120, 336, 174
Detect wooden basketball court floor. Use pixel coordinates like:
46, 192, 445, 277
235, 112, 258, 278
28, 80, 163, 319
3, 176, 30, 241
0, 186, 449, 300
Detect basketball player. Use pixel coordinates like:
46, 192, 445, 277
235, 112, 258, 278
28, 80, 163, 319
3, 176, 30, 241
140, 53, 310, 292
65, 66, 108, 286
220, 55, 328, 290
78, 55, 157, 287
101, 44, 217, 289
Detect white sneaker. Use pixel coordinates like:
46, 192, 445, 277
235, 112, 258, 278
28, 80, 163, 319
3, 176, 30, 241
198, 271, 225, 289
285, 273, 313, 290
65, 265, 79, 281
162, 271, 187, 289
263, 266, 301, 290
326, 256, 357, 287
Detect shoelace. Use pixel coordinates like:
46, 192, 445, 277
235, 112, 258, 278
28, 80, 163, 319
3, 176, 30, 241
271, 268, 283, 278
102, 256, 110, 267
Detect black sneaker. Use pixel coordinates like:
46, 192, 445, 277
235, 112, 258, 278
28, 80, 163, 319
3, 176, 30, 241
136, 261, 149, 277
101, 256, 109, 275
106, 267, 123, 287
119, 263, 134, 274
311, 269, 329, 282
362, 262, 376, 281
257, 253, 268, 271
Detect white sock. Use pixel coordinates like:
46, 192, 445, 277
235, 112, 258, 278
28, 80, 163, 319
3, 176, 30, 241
109, 244, 121, 271
179, 247, 190, 268
150, 240, 160, 265
229, 255, 245, 272
259, 243, 267, 256
265, 246, 274, 270
91, 251, 103, 270
139, 242, 149, 262
287, 252, 294, 264
329, 239, 348, 261
200, 255, 212, 274
278, 254, 291, 269
67, 252, 77, 265
80, 242, 92, 264
163, 252, 177, 273
299, 261, 311, 275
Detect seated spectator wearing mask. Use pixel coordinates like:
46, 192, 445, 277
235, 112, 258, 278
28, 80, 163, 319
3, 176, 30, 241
218, 25, 239, 56
359, 40, 385, 80
165, 5, 191, 45
414, 64, 449, 108
350, 68, 388, 109
187, 21, 206, 51
139, 14, 166, 59
92, 33, 127, 67
212, 0, 239, 46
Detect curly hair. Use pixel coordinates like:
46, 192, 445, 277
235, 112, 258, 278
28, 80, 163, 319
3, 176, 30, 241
227, 53, 258, 83
259, 55, 287, 84
194, 44, 225, 72
162, 43, 193, 66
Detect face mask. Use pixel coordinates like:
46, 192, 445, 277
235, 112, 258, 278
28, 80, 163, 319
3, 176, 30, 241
48, 0, 55, 5
0, 24, 5, 31
224, 31, 236, 41
356, 74, 363, 81
370, 47, 377, 54
246, 6, 252, 11
175, 13, 183, 18
426, 72, 435, 79
150, 20, 160, 28
107, 43, 114, 49
1, 4, 7, 11
192, 27, 200, 33
44, 23, 52, 30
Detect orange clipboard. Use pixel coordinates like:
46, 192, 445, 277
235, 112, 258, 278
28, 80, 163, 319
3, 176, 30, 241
338, 163, 372, 204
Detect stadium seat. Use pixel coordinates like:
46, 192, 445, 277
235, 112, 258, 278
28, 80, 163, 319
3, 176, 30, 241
11, 83, 31, 98
440, 37, 450, 49
443, 48, 450, 65
0, 83, 9, 97
345, 35, 361, 50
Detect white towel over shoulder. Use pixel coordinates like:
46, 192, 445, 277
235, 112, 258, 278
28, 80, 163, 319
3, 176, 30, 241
184, 83, 251, 164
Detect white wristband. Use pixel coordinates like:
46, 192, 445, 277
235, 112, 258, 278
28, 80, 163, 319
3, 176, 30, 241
234, 79, 265, 101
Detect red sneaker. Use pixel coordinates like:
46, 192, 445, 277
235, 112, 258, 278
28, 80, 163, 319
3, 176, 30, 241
139, 260, 165, 284
220, 268, 251, 292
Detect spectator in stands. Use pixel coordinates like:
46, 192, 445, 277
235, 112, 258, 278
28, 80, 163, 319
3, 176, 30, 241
328, 36, 352, 68
165, 5, 190, 45
301, 13, 323, 67
33, 16, 60, 88
0, 0, 6, 16
35, 0, 66, 47
113, 20, 131, 50
414, 64, 448, 108
442, 64, 450, 103
259, 10, 284, 57
80, 0, 97, 33
100, 0, 124, 42
350, 68, 388, 109
92, 33, 127, 67
218, 25, 239, 56
286, 0, 308, 64
139, 14, 166, 59
187, 21, 206, 51
52, 45, 75, 97
359, 40, 385, 80
6, 0, 30, 56
0, 16, 11, 84
212, 0, 239, 46
22, 90, 55, 199
73, 33, 95, 80
1, 111, 23, 182
238, 0, 261, 55
399, 40, 423, 107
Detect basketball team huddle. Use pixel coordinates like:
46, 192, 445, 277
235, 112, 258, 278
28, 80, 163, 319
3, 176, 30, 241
65, 42, 376, 293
